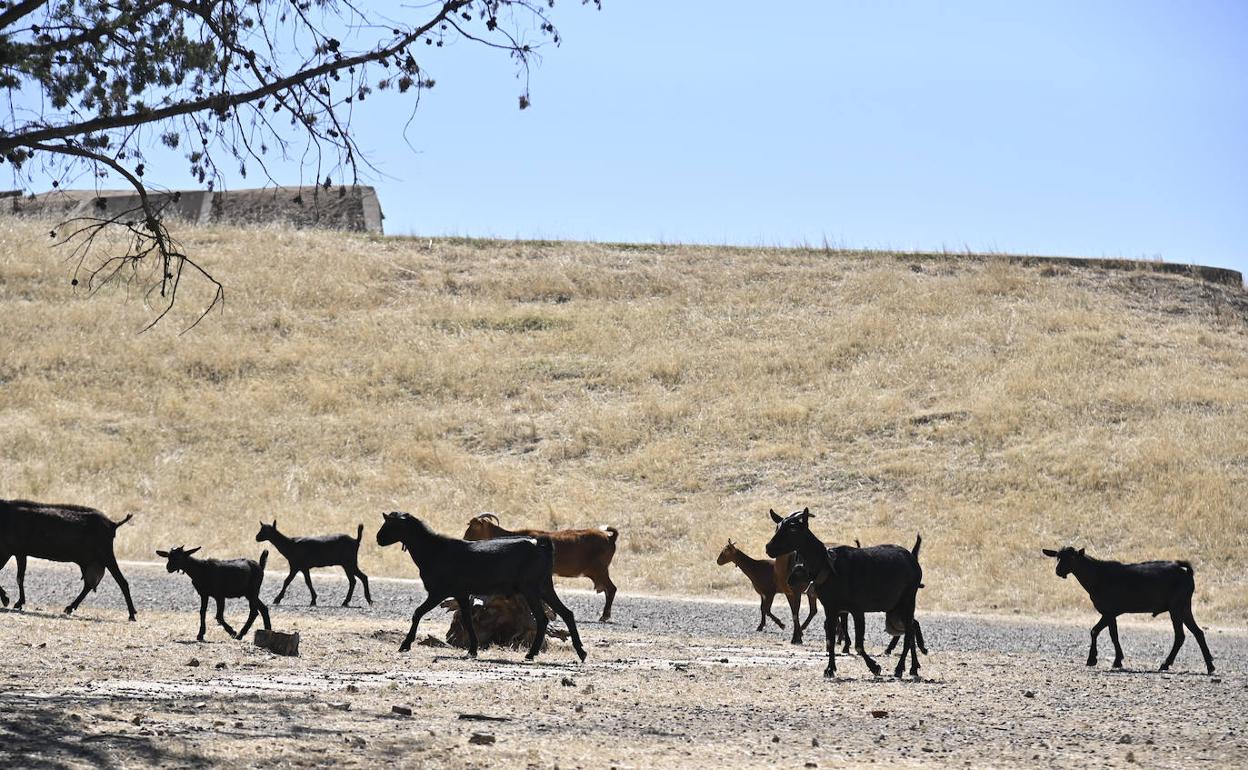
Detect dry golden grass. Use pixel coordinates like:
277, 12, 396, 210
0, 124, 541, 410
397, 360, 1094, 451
2, 219, 1247, 620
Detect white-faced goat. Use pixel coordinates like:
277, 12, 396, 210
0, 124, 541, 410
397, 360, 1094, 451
0, 498, 138, 620
766, 508, 923, 679
1042, 546, 1215, 674
377, 511, 587, 662
787, 552, 928, 656
256, 520, 371, 607
156, 546, 272, 642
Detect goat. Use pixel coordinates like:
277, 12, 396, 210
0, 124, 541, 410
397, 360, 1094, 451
256, 520, 371, 607
156, 546, 271, 642
1042, 546, 1214, 674
766, 508, 923, 678
379, 511, 587, 661
463, 513, 618, 622
0, 499, 138, 620
787, 552, 928, 655
715, 539, 843, 647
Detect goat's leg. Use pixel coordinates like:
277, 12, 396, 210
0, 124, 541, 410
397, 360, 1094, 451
1160, 609, 1186, 671
892, 598, 918, 678
885, 633, 900, 654
14, 555, 27, 610
914, 618, 928, 655
822, 611, 839, 678
762, 594, 785, 629
1106, 617, 1125, 669
541, 584, 588, 662
453, 593, 481, 658
197, 594, 209, 641
594, 570, 617, 623
237, 598, 261, 639
239, 594, 269, 636
273, 568, 298, 605
0, 552, 10, 607
853, 611, 881, 676
1087, 616, 1108, 666
800, 589, 819, 632
786, 591, 803, 644
906, 618, 921, 677
399, 593, 445, 652
1182, 610, 1215, 674
214, 596, 238, 638
755, 595, 767, 631
342, 565, 357, 607
64, 576, 95, 616
302, 569, 317, 607
521, 591, 550, 660
838, 611, 850, 654
105, 557, 138, 621
356, 568, 372, 605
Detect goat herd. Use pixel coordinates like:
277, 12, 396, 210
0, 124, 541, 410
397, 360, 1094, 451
0, 498, 1217, 680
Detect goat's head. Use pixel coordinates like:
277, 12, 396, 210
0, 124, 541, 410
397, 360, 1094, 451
255, 520, 279, 543
463, 513, 500, 541
155, 546, 201, 574
715, 540, 738, 565
765, 507, 813, 558
1042, 546, 1084, 578
377, 511, 419, 549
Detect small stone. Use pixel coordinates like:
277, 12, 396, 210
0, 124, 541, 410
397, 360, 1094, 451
193, 702, 207, 710
215, 662, 227, 670
561, 677, 576, 687
347, 684, 359, 693
812, 737, 820, 747
871, 710, 889, 719
1118, 735, 1133, 745
582, 685, 595, 695
805, 763, 817, 768
186, 658, 200, 667
1211, 677, 1222, 684
575, 704, 584, 713
131, 715, 142, 726
469, 732, 496, 746
391, 705, 412, 717
1023, 690, 1035, 698
328, 702, 351, 711
1126, 751, 1136, 763
772, 735, 780, 743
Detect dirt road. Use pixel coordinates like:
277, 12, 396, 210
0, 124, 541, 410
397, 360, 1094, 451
2, 563, 1245, 768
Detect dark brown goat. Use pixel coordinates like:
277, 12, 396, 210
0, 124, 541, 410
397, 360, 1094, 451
463, 513, 618, 622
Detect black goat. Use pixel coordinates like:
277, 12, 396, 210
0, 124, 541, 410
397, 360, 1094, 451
766, 508, 923, 678
156, 546, 272, 641
0, 498, 138, 620
375, 511, 587, 661
1042, 546, 1215, 674
787, 552, 928, 656
256, 520, 371, 607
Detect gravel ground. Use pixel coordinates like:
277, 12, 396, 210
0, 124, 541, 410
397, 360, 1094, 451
3, 562, 1246, 769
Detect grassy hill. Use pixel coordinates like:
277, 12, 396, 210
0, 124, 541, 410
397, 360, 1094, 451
2, 219, 1246, 620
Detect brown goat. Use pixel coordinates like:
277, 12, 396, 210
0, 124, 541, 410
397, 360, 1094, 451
716, 540, 846, 646
463, 513, 619, 622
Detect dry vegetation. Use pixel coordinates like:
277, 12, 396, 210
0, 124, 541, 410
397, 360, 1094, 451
2, 219, 1247, 620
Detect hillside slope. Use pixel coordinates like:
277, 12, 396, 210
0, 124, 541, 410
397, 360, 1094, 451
2, 220, 1246, 619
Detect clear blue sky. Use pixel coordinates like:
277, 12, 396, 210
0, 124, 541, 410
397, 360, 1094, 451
22, 1, 1248, 273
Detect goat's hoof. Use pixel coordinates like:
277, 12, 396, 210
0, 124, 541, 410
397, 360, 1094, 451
63, 606, 74, 615
466, 650, 478, 659
524, 653, 536, 661
13, 602, 24, 611
1206, 665, 1216, 675
341, 601, 351, 608
823, 667, 835, 679
576, 648, 588, 662
919, 646, 929, 655
398, 642, 412, 653
1112, 661, 1123, 669
1159, 662, 1170, 672
128, 614, 137, 622
1086, 658, 1097, 667
0, 596, 7, 608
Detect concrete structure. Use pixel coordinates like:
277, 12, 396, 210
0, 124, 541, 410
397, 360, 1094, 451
3, 185, 384, 234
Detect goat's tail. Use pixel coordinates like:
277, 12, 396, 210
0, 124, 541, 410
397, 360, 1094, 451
112, 513, 134, 529
1177, 560, 1194, 575
258, 549, 269, 571
603, 526, 619, 544
355, 523, 364, 543
911, 533, 922, 560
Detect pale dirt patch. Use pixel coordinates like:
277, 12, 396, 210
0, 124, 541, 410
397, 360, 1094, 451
4, 589, 1246, 769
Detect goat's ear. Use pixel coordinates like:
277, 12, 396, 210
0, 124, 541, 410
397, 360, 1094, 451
1077, 548, 1085, 556
155, 550, 169, 558
1042, 548, 1059, 557
185, 546, 201, 556
802, 507, 810, 516
272, 519, 277, 528
769, 509, 782, 523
